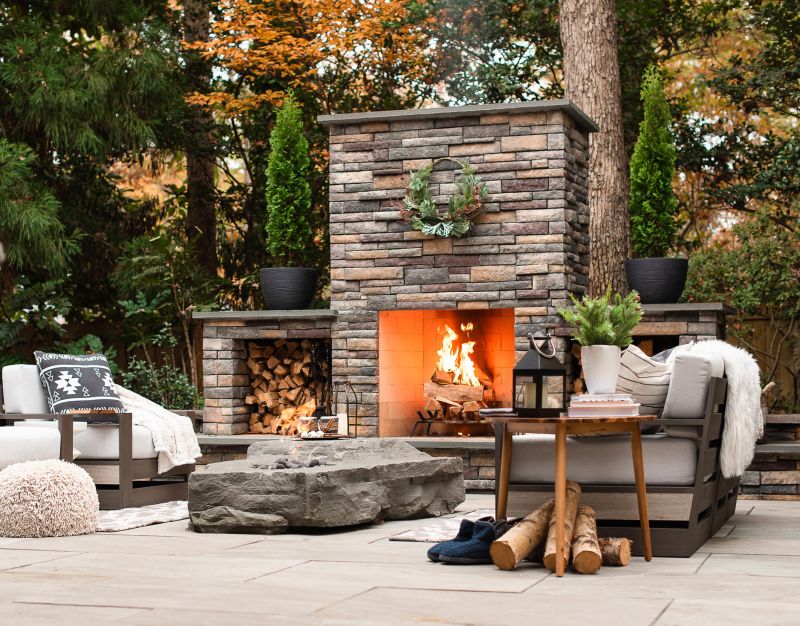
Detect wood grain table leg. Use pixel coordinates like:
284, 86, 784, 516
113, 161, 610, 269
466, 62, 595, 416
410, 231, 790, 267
554, 421, 567, 576
496, 427, 513, 519
630, 425, 653, 561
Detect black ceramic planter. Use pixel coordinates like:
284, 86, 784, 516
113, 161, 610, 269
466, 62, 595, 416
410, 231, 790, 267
625, 258, 688, 304
259, 267, 318, 310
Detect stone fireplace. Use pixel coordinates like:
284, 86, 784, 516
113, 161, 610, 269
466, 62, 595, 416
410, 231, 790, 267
320, 100, 596, 437
197, 100, 596, 437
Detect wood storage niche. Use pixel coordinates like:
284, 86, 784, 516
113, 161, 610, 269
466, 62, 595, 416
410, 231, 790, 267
244, 339, 331, 436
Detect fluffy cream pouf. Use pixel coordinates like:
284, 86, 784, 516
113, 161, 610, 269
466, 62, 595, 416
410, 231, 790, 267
0, 459, 98, 538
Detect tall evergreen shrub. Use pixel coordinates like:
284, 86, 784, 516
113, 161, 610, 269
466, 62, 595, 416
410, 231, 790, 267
629, 66, 678, 258
265, 93, 314, 267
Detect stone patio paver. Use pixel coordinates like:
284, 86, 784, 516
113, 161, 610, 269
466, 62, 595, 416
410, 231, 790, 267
1, 494, 799, 625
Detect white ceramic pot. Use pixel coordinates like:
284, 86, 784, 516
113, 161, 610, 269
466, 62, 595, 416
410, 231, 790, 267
580, 345, 622, 394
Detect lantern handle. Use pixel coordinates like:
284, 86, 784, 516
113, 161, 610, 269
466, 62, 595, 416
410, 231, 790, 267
528, 330, 556, 359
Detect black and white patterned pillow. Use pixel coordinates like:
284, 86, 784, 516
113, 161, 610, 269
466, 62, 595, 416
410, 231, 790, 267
34, 351, 125, 414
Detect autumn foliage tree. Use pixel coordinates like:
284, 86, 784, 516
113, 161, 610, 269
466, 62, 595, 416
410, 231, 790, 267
188, 0, 437, 116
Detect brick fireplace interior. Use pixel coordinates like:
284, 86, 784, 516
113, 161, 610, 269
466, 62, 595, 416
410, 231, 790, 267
378, 308, 515, 436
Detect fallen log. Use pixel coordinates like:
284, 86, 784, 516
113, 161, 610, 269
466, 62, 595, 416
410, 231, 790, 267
490, 499, 554, 571
543, 480, 581, 572
599, 537, 632, 566
571, 506, 602, 574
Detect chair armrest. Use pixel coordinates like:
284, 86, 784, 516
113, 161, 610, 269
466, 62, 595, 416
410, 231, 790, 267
655, 419, 706, 426
0, 412, 132, 423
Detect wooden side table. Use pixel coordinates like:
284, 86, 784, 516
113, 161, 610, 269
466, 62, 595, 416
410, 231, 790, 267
490, 414, 655, 576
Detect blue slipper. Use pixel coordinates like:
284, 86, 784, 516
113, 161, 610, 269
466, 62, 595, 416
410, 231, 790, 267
438, 520, 497, 565
427, 516, 493, 562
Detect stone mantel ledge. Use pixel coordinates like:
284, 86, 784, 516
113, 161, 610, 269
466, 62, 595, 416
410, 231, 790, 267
193, 310, 339, 323
318, 99, 599, 133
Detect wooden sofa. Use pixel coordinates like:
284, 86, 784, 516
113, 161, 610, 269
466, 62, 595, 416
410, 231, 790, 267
495, 377, 740, 557
0, 384, 194, 510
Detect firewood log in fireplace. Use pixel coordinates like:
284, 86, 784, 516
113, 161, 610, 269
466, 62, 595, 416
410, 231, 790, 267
245, 340, 329, 435
423, 382, 487, 421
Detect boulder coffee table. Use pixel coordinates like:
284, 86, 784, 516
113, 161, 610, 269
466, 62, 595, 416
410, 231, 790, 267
490, 414, 655, 576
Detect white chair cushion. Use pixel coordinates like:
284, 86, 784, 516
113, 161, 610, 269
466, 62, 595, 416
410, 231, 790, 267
509, 433, 697, 486
2, 364, 49, 414
0, 428, 61, 470
73, 424, 157, 460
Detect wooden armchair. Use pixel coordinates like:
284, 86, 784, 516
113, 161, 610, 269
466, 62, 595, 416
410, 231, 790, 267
0, 386, 194, 510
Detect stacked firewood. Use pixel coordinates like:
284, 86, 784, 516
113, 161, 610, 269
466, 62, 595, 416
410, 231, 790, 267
422, 375, 493, 422
245, 340, 329, 436
490, 481, 632, 574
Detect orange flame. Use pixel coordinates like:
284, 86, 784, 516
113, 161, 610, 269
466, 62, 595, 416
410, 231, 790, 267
436, 324, 481, 386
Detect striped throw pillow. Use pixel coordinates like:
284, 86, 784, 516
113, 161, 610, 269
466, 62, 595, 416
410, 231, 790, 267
616, 344, 671, 416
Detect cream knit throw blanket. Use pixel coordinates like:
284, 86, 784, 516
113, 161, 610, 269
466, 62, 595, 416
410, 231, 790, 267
671, 340, 763, 478
117, 386, 201, 474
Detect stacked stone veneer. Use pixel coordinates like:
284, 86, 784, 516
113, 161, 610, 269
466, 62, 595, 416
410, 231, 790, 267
198, 311, 336, 435
319, 101, 596, 436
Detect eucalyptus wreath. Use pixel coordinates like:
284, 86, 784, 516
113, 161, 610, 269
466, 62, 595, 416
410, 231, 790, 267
401, 158, 488, 238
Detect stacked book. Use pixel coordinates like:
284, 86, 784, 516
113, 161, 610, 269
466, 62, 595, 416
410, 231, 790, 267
568, 393, 640, 417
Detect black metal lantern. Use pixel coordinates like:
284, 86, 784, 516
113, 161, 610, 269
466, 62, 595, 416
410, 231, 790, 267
513, 328, 567, 417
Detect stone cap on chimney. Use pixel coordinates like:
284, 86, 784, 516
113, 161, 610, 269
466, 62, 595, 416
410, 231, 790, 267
318, 99, 599, 133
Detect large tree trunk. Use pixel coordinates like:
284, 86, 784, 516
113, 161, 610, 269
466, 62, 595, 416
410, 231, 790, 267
184, 0, 217, 276
560, 0, 631, 295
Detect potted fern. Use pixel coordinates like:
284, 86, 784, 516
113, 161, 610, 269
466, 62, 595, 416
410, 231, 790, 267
558, 289, 643, 394
625, 66, 686, 303
260, 93, 317, 310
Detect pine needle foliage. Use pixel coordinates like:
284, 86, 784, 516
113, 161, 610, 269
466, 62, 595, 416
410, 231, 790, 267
559, 288, 643, 347
0, 140, 77, 275
265, 93, 314, 267
629, 66, 679, 258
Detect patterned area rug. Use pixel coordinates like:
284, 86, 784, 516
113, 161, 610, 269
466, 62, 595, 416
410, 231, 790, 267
96, 500, 188, 532
389, 509, 495, 543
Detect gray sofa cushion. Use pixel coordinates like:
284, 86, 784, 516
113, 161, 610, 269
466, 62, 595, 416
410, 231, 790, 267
509, 433, 697, 486
662, 351, 724, 439
2, 364, 49, 414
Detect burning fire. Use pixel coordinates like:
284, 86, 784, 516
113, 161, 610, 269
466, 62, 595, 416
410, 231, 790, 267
436, 323, 481, 387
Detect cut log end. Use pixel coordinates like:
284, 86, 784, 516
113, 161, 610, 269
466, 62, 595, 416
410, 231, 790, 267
571, 506, 602, 574
599, 537, 632, 567
490, 499, 554, 571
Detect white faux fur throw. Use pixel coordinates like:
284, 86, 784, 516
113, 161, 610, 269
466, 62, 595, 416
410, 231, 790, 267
672, 340, 764, 478
117, 386, 201, 474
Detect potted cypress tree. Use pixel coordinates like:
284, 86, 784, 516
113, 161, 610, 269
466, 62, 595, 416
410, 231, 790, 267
260, 93, 318, 310
558, 289, 643, 394
625, 66, 687, 303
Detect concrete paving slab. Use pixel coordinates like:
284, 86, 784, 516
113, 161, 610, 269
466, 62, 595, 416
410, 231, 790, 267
313, 587, 668, 626
0, 549, 79, 572
0, 601, 148, 626
251, 559, 549, 594
655, 598, 800, 626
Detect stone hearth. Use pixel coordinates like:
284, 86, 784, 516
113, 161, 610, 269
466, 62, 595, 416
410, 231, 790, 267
188, 439, 465, 533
